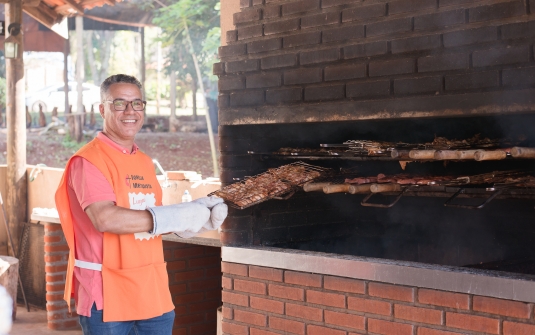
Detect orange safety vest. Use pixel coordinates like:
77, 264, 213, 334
55, 137, 174, 322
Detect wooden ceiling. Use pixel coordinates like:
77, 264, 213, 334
1, 0, 123, 31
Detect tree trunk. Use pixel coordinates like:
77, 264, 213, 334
183, 19, 218, 177
192, 78, 197, 121
38, 104, 46, 127
75, 16, 84, 142
90, 104, 96, 128
169, 71, 177, 132
156, 39, 162, 115
99, 31, 114, 84
140, 28, 146, 100
68, 105, 74, 139
85, 31, 98, 84
63, 37, 69, 115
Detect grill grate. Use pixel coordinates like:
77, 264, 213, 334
211, 162, 330, 209
301, 170, 535, 208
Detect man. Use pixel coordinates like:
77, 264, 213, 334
55, 74, 227, 334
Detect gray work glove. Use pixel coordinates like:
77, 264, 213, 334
192, 195, 224, 209
147, 202, 210, 236
176, 202, 228, 238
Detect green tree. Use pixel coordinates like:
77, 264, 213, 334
0, 77, 5, 108
153, 0, 220, 176
0, 51, 5, 78
0, 76, 6, 127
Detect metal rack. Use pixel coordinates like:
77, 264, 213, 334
302, 171, 535, 209
210, 161, 330, 209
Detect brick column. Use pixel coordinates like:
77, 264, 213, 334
44, 222, 80, 330
163, 241, 222, 335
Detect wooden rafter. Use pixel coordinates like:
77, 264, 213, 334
62, 0, 84, 13
24, 1, 62, 28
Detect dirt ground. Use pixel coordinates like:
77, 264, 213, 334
0, 130, 220, 178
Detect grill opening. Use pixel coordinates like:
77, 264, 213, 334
220, 113, 535, 276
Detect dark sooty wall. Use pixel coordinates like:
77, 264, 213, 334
216, 0, 535, 273
219, 114, 535, 271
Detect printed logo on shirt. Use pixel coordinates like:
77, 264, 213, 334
125, 174, 152, 189
129, 192, 157, 241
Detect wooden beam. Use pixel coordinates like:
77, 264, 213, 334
83, 13, 154, 28
5, 0, 28, 254
63, 0, 83, 13
23, 2, 60, 29
23, 0, 41, 6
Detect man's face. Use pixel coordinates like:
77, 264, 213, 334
99, 83, 144, 145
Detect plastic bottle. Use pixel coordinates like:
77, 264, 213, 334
182, 190, 192, 203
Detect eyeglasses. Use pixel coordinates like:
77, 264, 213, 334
103, 99, 147, 111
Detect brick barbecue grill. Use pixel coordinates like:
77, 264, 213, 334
215, 0, 535, 334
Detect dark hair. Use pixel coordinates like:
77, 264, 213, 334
100, 74, 142, 101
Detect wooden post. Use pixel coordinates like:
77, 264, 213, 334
68, 105, 74, 137
5, 0, 27, 254
75, 15, 83, 142
89, 105, 96, 128
38, 104, 46, 127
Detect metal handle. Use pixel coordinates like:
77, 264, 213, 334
360, 187, 411, 208
443, 187, 504, 209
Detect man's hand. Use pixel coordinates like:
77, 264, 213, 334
192, 195, 224, 209
147, 203, 210, 236
175, 202, 228, 238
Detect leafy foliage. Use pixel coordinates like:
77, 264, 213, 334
0, 51, 5, 78
0, 77, 6, 108
153, 0, 220, 90
61, 133, 89, 151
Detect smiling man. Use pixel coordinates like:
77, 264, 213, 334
54, 74, 227, 334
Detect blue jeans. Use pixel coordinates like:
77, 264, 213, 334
79, 304, 175, 335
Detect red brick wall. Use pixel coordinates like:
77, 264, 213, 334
43, 223, 79, 330
221, 261, 535, 335
163, 241, 222, 335
43, 225, 222, 333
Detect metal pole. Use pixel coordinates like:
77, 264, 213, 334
5, 0, 27, 255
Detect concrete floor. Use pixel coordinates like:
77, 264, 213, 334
9, 305, 82, 335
